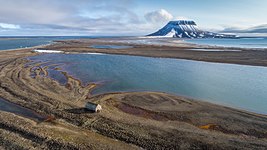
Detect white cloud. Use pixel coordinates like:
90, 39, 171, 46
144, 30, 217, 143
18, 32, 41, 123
221, 24, 267, 33
142, 9, 193, 35
0, 23, 20, 29
145, 9, 173, 23
0, 2, 190, 36
0, 0, 145, 35
174, 16, 190, 21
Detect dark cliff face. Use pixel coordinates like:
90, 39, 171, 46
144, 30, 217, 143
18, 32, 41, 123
148, 20, 236, 38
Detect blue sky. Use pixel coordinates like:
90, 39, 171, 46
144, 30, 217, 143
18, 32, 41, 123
138, 0, 267, 31
0, 0, 266, 36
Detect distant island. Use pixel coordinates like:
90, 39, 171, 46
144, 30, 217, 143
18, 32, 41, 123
148, 20, 237, 38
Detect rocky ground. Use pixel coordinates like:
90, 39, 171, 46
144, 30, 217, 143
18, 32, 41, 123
0, 39, 267, 149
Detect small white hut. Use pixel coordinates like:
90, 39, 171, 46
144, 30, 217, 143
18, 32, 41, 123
85, 102, 102, 112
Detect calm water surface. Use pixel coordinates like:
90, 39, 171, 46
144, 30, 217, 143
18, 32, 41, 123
0, 36, 112, 50
0, 97, 46, 121
186, 38, 267, 48
28, 53, 267, 114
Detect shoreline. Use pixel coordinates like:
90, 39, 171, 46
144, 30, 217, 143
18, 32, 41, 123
2, 37, 267, 115
37, 49, 267, 68
41, 37, 267, 67
27, 55, 267, 116
0, 38, 267, 149
2, 37, 267, 67
0, 42, 53, 52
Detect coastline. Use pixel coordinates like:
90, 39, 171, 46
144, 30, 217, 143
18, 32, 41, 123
2, 37, 267, 67
0, 38, 267, 149
1, 38, 267, 114
26, 54, 267, 115
40, 37, 267, 67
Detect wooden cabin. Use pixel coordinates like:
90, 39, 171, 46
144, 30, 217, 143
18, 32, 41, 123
85, 102, 102, 112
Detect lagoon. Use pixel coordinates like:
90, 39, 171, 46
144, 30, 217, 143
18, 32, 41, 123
28, 53, 267, 114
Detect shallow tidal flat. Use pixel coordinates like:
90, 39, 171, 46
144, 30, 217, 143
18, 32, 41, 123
0, 39, 267, 149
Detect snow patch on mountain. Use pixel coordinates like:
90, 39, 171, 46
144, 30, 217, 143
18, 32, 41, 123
164, 29, 176, 37
148, 20, 236, 38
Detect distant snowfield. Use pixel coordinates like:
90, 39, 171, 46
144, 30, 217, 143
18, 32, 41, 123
33, 49, 63, 53
82, 52, 105, 55
137, 36, 173, 39
111, 37, 187, 47
189, 48, 241, 52
33, 49, 106, 55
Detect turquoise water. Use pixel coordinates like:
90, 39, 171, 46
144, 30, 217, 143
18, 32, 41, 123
0, 36, 112, 50
186, 38, 267, 48
0, 97, 46, 121
28, 53, 267, 114
0, 37, 51, 50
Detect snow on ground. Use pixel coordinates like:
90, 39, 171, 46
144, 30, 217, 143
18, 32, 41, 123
33, 49, 63, 53
33, 50, 105, 55
82, 52, 105, 55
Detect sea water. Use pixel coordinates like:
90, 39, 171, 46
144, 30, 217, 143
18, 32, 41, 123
0, 36, 112, 50
186, 38, 267, 49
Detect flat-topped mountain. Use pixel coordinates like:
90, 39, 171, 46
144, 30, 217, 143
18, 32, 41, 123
148, 20, 237, 38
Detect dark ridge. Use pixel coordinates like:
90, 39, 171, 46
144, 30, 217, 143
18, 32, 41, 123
168, 20, 197, 25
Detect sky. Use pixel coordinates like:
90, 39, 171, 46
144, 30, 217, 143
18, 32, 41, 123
0, 0, 266, 36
